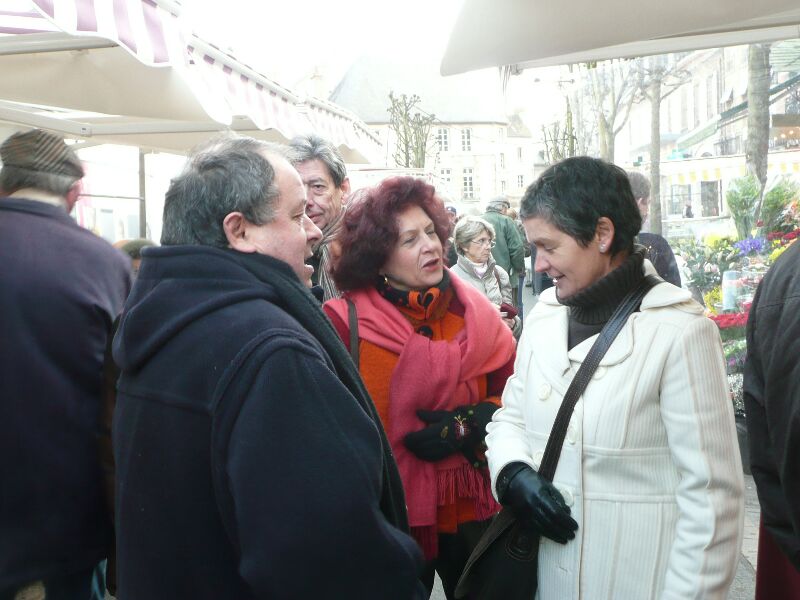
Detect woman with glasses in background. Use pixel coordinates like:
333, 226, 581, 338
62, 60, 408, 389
323, 177, 516, 599
450, 216, 522, 338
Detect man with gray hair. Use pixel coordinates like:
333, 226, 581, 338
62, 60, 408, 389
0, 129, 130, 598
288, 133, 351, 301
112, 136, 424, 599
627, 171, 681, 287
482, 195, 526, 305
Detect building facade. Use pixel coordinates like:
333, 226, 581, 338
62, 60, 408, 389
616, 41, 800, 236
330, 55, 537, 212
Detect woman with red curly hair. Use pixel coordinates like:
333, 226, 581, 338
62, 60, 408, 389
323, 176, 516, 599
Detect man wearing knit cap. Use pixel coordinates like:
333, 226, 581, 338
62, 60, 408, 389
0, 129, 130, 598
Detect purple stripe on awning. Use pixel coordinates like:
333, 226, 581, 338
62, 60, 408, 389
0, 10, 41, 17
33, 0, 55, 18
0, 27, 51, 34
75, 0, 97, 33
141, 0, 169, 63
112, 0, 137, 55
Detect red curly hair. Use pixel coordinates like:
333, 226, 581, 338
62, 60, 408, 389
331, 176, 450, 291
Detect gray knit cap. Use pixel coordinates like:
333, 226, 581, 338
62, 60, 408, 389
0, 129, 84, 179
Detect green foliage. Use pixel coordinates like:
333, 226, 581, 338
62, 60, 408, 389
760, 177, 799, 235
673, 235, 739, 295
726, 175, 761, 239
725, 175, 798, 239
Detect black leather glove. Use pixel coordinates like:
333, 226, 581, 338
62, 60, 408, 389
403, 402, 499, 463
496, 462, 578, 544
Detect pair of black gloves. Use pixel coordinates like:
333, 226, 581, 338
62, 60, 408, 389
403, 405, 578, 545
495, 462, 579, 544
403, 402, 498, 466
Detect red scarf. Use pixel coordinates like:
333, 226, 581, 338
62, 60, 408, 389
326, 273, 515, 550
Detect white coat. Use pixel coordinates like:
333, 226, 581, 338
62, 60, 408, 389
486, 263, 744, 600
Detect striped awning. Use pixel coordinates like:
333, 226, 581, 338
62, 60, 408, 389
0, 1, 381, 162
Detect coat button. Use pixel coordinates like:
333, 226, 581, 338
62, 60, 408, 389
533, 450, 544, 468
593, 366, 607, 380
538, 383, 551, 400
567, 417, 578, 445
558, 486, 574, 507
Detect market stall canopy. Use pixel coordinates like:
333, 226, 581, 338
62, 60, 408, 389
441, 0, 800, 75
0, 1, 381, 162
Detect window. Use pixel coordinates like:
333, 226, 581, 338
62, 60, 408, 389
517, 147, 523, 161
700, 181, 721, 217
680, 87, 689, 131
693, 81, 701, 127
436, 128, 449, 152
461, 128, 472, 151
463, 168, 474, 199
440, 168, 451, 184
501, 180, 506, 192
517, 175, 524, 189
706, 75, 716, 120
669, 184, 691, 216
500, 153, 505, 168
666, 98, 673, 133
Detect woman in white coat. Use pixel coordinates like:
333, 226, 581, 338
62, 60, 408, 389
449, 216, 522, 338
486, 156, 744, 599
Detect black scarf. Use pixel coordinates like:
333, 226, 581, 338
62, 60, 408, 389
228, 251, 410, 532
559, 248, 646, 349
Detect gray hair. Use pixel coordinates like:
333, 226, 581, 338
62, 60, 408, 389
486, 195, 510, 213
0, 167, 77, 197
453, 215, 496, 256
161, 136, 286, 248
288, 134, 347, 187
627, 171, 651, 200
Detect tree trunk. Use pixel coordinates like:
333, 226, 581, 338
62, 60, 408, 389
649, 76, 663, 236
597, 116, 610, 161
745, 43, 771, 210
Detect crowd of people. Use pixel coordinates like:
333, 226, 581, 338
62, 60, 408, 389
1, 128, 797, 600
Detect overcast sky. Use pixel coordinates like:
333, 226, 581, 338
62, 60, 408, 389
186, 0, 465, 88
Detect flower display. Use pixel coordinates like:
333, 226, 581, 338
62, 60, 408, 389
710, 311, 749, 342
733, 237, 768, 257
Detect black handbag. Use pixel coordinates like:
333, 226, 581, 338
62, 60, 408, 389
455, 275, 660, 600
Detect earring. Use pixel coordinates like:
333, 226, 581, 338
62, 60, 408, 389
600, 244, 606, 252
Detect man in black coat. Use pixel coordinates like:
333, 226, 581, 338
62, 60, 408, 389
744, 240, 800, 594
112, 136, 424, 599
627, 171, 681, 287
0, 129, 131, 598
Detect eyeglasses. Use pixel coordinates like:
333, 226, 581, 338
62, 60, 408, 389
470, 238, 496, 248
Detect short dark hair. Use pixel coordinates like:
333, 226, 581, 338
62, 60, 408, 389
288, 134, 347, 187
521, 156, 642, 255
331, 176, 449, 291
161, 136, 284, 248
0, 167, 77, 197
627, 171, 651, 200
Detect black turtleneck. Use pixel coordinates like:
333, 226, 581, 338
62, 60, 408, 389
559, 248, 646, 350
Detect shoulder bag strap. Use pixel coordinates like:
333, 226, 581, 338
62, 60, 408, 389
538, 274, 660, 481
346, 298, 360, 368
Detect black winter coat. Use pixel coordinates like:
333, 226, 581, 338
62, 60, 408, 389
112, 246, 423, 599
744, 240, 800, 569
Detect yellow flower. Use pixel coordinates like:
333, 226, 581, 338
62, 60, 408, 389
769, 238, 796, 263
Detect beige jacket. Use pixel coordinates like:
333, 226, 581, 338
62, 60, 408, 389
486, 262, 744, 599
